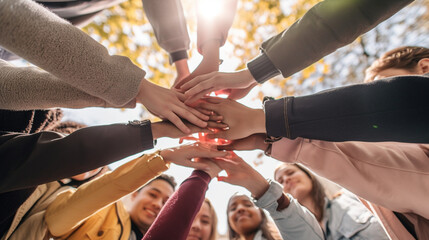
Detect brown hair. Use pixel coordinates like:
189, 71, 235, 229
365, 46, 429, 82
274, 163, 326, 222
138, 174, 177, 191
226, 194, 280, 240
204, 198, 218, 240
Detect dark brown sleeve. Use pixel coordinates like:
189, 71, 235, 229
0, 123, 154, 193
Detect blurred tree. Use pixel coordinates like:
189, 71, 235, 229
83, 0, 428, 99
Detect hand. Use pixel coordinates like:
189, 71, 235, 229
221, 82, 259, 100
217, 133, 267, 151
160, 142, 227, 171
151, 121, 213, 140
197, 97, 266, 140
215, 152, 269, 199
195, 158, 222, 179
179, 70, 258, 104
174, 45, 220, 89
136, 79, 209, 134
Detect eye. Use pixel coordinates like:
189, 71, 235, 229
201, 220, 210, 225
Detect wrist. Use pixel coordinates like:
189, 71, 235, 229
251, 109, 266, 134
136, 78, 150, 104
200, 39, 221, 57
174, 59, 190, 77
159, 149, 173, 164
246, 174, 270, 199
151, 122, 162, 140
240, 69, 258, 86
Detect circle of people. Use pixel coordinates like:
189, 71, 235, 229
1, 0, 428, 240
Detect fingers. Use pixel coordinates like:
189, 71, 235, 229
202, 97, 227, 104
184, 87, 216, 105
164, 111, 191, 134
197, 102, 220, 113
180, 71, 217, 91
208, 114, 223, 121
207, 131, 229, 140
185, 104, 210, 121
173, 90, 187, 102
217, 144, 235, 151
171, 105, 208, 129
207, 121, 228, 129
195, 108, 213, 116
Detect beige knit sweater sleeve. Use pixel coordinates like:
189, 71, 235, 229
0, 0, 145, 108
0, 59, 112, 109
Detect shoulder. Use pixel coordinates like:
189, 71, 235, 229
327, 192, 388, 239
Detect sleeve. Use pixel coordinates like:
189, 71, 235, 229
0, 0, 144, 107
271, 138, 429, 219
196, 0, 238, 54
142, 0, 190, 63
264, 75, 429, 143
142, 170, 211, 240
45, 153, 169, 237
254, 181, 324, 240
0, 59, 137, 110
247, 0, 413, 83
0, 122, 154, 193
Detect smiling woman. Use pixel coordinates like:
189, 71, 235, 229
226, 194, 279, 240
187, 199, 218, 240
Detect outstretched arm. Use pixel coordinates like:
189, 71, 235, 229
0, 120, 212, 193
264, 75, 429, 143
143, 160, 221, 240
271, 138, 429, 219
142, 0, 190, 82
180, 0, 413, 102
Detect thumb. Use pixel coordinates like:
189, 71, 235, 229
217, 175, 233, 184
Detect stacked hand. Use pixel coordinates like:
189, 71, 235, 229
160, 142, 226, 172
197, 97, 266, 140
215, 152, 269, 199
179, 70, 258, 104
136, 79, 209, 134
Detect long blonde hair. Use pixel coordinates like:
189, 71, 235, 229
204, 198, 218, 240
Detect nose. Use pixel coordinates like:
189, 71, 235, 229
236, 204, 246, 214
152, 197, 163, 211
191, 220, 201, 232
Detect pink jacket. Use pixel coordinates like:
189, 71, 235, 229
271, 139, 429, 240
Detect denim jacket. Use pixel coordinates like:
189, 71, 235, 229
255, 181, 389, 240
255, 181, 324, 240
324, 191, 389, 240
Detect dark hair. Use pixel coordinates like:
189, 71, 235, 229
226, 194, 279, 240
274, 163, 326, 222
138, 174, 177, 191
51, 121, 88, 134
365, 46, 429, 82
0, 109, 63, 133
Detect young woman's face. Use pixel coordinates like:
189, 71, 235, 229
187, 202, 213, 240
275, 165, 313, 202
228, 195, 262, 236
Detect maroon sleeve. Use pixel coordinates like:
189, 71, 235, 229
142, 170, 211, 240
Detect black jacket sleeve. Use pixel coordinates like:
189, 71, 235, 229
0, 123, 154, 193
265, 75, 429, 143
